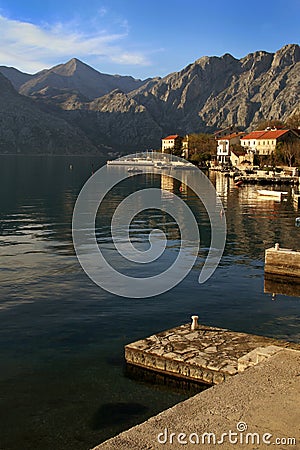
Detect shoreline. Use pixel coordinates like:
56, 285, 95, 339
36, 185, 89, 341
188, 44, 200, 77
93, 348, 300, 449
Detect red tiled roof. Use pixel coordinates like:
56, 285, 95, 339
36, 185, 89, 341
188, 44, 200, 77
241, 129, 289, 140
241, 131, 268, 140
262, 130, 289, 139
162, 135, 180, 140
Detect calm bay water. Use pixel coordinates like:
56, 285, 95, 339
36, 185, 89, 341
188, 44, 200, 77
0, 155, 299, 450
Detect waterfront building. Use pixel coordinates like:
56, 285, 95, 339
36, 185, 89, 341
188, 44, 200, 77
181, 134, 189, 159
216, 132, 245, 164
230, 148, 254, 169
161, 134, 183, 154
240, 128, 300, 155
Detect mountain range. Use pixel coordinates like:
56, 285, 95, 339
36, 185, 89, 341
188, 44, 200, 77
0, 44, 299, 154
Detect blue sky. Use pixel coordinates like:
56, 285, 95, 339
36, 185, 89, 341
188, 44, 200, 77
0, 0, 299, 79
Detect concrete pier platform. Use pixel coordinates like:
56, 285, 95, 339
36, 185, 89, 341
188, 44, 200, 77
124, 323, 300, 385
265, 245, 300, 279
93, 349, 300, 450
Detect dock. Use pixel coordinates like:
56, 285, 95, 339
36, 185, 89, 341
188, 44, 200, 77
265, 244, 300, 279
125, 322, 300, 385
235, 174, 299, 185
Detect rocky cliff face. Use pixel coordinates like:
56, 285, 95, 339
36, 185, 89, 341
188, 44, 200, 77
0, 73, 98, 154
62, 89, 163, 152
0, 44, 299, 154
126, 44, 300, 135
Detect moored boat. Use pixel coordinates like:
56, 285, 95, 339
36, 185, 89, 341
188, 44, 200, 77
257, 189, 288, 200
128, 167, 143, 173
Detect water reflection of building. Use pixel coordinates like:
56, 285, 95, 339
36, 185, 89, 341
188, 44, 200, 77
161, 174, 174, 192
214, 172, 229, 198
160, 173, 190, 198
208, 172, 298, 259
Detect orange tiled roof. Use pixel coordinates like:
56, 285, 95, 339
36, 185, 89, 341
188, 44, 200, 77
162, 135, 180, 140
262, 129, 290, 139
241, 129, 289, 140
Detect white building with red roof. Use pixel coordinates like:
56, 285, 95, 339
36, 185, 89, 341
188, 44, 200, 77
240, 128, 299, 155
161, 134, 183, 153
216, 131, 245, 164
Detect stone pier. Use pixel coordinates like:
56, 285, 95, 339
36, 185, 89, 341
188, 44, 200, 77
265, 245, 300, 279
125, 323, 300, 385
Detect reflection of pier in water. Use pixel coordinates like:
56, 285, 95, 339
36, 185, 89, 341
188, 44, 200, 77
264, 275, 300, 299
125, 363, 207, 396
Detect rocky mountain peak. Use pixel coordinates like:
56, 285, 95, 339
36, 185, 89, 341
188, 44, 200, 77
50, 58, 95, 77
2, 58, 150, 101
0, 43, 298, 154
271, 43, 300, 69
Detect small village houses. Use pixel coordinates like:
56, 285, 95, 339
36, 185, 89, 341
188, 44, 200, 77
161, 134, 188, 158
240, 128, 299, 155
216, 132, 245, 164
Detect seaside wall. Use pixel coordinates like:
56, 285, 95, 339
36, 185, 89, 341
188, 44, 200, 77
265, 245, 300, 279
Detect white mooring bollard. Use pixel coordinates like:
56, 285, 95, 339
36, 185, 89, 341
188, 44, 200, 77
191, 315, 199, 330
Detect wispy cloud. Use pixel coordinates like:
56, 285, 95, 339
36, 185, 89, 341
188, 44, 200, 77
0, 14, 150, 73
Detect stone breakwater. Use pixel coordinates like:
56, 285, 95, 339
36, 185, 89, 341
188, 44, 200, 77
125, 323, 300, 385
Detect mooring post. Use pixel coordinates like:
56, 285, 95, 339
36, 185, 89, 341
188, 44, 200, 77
191, 315, 199, 330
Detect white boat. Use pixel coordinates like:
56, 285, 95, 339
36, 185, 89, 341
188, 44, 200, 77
171, 162, 197, 170
257, 189, 288, 201
127, 167, 143, 173
107, 152, 198, 171
107, 158, 154, 166
155, 162, 172, 169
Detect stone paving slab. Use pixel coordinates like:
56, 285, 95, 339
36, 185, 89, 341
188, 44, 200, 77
125, 324, 300, 385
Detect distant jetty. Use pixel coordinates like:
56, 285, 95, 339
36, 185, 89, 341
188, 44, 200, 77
234, 174, 299, 185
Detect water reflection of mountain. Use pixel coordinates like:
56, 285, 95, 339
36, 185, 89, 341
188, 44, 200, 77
210, 172, 299, 260
0, 156, 105, 262
1, 158, 298, 271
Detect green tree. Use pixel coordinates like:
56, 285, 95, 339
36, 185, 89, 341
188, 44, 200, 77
188, 133, 216, 161
173, 137, 183, 157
